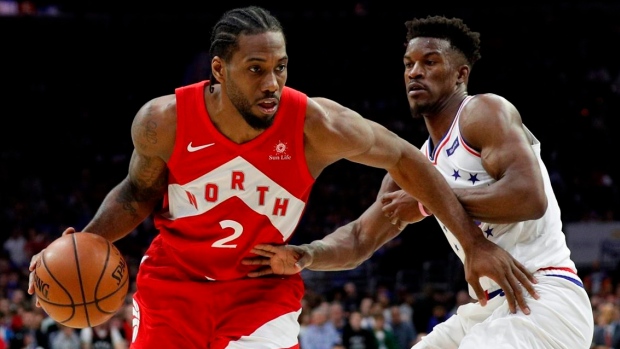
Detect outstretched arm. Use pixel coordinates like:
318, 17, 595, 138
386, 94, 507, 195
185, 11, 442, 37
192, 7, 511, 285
244, 173, 425, 274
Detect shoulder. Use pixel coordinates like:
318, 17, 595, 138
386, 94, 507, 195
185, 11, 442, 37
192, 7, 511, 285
305, 97, 369, 130
131, 94, 177, 157
460, 93, 521, 127
459, 93, 525, 148
133, 94, 177, 126
305, 97, 375, 143
464, 93, 519, 116
302, 97, 377, 171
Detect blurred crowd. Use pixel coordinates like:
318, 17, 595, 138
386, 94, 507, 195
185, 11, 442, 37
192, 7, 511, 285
2, 1, 620, 348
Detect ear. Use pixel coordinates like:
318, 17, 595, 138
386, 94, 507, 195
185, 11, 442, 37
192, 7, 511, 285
211, 56, 225, 84
457, 65, 470, 85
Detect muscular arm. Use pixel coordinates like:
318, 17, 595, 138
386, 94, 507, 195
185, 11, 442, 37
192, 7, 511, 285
303, 173, 420, 270
453, 94, 547, 224
82, 95, 175, 242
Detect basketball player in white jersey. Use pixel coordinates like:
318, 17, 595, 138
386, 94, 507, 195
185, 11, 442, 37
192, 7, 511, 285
244, 15, 593, 348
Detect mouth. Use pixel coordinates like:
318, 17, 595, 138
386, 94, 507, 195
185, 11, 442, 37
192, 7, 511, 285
257, 99, 278, 114
407, 82, 426, 96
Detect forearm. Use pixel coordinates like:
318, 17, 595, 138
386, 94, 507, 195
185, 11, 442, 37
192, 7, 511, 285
388, 152, 483, 249
304, 203, 402, 271
83, 179, 159, 242
453, 178, 547, 224
303, 222, 369, 271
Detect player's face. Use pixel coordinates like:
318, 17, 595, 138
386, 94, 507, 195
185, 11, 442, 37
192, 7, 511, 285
403, 37, 460, 117
224, 31, 288, 130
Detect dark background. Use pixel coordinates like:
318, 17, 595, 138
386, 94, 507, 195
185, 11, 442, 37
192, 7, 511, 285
2, 0, 620, 290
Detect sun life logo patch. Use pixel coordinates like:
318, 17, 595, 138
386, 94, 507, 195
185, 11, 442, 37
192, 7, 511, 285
269, 140, 291, 160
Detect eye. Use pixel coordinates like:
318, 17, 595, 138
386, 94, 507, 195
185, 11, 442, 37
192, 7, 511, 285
404, 62, 414, 69
249, 66, 261, 73
425, 60, 436, 66
276, 64, 287, 72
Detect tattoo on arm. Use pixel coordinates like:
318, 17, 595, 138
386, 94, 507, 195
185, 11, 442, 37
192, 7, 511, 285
145, 120, 158, 145
116, 155, 168, 219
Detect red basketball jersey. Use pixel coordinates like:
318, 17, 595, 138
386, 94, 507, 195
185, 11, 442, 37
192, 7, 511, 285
153, 80, 314, 281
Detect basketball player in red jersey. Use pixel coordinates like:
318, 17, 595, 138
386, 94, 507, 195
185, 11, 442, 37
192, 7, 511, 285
28, 7, 537, 349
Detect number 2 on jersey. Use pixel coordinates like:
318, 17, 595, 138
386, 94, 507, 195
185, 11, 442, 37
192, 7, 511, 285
212, 220, 242, 248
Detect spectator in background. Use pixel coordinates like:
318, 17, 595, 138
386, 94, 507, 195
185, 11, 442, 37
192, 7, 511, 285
3, 227, 28, 270
329, 301, 348, 338
372, 313, 398, 349
585, 260, 613, 297
0, 312, 8, 349
341, 311, 377, 349
49, 324, 80, 349
23, 228, 49, 263
341, 282, 362, 315
80, 318, 127, 349
118, 303, 134, 344
425, 304, 448, 334
359, 297, 376, 330
388, 305, 416, 349
592, 301, 620, 349
300, 305, 342, 349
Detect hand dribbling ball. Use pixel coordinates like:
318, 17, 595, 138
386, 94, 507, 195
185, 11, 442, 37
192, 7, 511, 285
33, 232, 129, 328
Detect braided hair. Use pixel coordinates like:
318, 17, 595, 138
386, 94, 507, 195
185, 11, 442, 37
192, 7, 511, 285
405, 15, 481, 68
208, 6, 284, 92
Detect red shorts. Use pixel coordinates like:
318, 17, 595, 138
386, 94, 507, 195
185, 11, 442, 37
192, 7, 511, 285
129, 237, 304, 349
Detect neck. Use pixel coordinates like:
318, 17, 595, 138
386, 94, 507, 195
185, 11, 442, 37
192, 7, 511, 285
205, 87, 264, 144
424, 92, 468, 146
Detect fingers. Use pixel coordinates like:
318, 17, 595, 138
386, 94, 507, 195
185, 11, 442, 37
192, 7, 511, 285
62, 227, 76, 235
247, 267, 274, 278
28, 252, 42, 295
470, 282, 487, 308
250, 247, 275, 258
380, 192, 396, 205
512, 284, 530, 315
515, 263, 540, 300
241, 256, 270, 266
28, 269, 35, 295
502, 284, 522, 315
493, 271, 531, 315
29, 253, 40, 272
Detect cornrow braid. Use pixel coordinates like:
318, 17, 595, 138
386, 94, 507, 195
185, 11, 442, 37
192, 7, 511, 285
405, 15, 481, 67
208, 6, 284, 93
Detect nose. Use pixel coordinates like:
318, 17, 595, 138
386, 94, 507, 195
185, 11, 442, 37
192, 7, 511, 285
262, 72, 278, 93
406, 62, 423, 79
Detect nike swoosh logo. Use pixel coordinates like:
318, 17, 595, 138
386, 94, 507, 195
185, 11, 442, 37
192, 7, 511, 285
187, 142, 215, 152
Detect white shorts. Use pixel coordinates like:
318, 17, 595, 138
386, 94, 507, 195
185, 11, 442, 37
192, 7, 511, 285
412, 272, 593, 349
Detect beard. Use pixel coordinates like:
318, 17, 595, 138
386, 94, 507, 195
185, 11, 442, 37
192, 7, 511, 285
409, 102, 429, 119
409, 98, 441, 119
226, 80, 275, 130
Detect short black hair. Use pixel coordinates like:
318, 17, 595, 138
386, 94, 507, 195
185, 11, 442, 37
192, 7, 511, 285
208, 6, 284, 91
405, 15, 481, 67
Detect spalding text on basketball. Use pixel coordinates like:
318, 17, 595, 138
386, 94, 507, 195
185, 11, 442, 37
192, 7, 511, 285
34, 273, 49, 298
111, 258, 126, 286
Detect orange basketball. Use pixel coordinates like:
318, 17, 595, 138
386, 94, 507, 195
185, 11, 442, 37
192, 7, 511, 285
33, 232, 129, 328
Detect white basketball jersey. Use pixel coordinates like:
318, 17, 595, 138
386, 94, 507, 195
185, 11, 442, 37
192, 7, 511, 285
420, 95, 576, 297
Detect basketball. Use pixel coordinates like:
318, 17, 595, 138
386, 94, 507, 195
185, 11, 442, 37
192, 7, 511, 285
33, 232, 129, 329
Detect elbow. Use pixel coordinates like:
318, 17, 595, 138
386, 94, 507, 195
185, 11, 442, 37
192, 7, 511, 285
532, 194, 548, 220
523, 189, 548, 220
